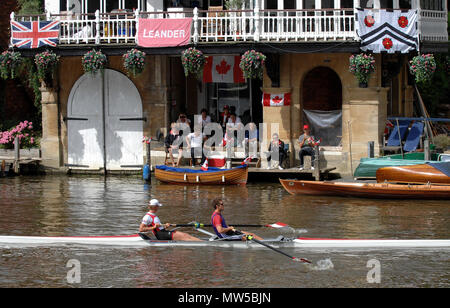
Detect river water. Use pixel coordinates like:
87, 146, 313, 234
0, 175, 449, 288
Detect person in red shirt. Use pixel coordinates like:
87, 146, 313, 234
211, 198, 263, 241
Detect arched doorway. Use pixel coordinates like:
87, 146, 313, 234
302, 67, 342, 146
67, 69, 143, 170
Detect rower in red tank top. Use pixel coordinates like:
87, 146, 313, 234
210, 198, 263, 241
139, 199, 202, 241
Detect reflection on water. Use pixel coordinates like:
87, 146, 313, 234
0, 175, 449, 287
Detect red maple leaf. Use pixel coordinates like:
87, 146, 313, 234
215, 59, 231, 78
271, 96, 283, 104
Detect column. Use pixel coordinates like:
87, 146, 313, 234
40, 82, 62, 169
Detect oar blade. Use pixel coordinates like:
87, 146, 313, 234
265, 222, 289, 229
293, 257, 312, 264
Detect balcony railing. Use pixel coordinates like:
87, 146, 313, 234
10, 7, 448, 47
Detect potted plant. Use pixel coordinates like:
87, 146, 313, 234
34, 50, 59, 82
349, 53, 376, 87
0, 50, 22, 80
123, 49, 146, 77
181, 47, 205, 78
82, 49, 107, 75
409, 54, 436, 84
239, 50, 266, 80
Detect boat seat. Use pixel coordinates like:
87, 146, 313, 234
403, 122, 424, 152
382, 121, 410, 154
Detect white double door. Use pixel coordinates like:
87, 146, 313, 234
67, 69, 143, 170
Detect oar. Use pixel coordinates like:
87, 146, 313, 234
171, 222, 289, 229
246, 235, 312, 264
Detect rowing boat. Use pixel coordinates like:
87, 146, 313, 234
0, 234, 449, 248
376, 162, 450, 184
155, 165, 248, 185
279, 179, 450, 199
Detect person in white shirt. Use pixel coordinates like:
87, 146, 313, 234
139, 199, 202, 241
186, 129, 206, 167
197, 108, 211, 127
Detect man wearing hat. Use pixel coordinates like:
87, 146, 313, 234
298, 124, 316, 171
139, 199, 202, 241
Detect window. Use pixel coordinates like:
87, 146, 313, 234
341, 0, 353, 8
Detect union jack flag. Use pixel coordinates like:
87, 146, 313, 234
11, 20, 60, 49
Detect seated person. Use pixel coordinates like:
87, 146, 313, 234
164, 123, 183, 167
211, 198, 263, 241
186, 127, 206, 167
266, 133, 287, 170
298, 124, 317, 171
176, 113, 191, 127
197, 108, 211, 128
139, 199, 202, 241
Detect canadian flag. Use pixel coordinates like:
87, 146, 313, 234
262, 93, 291, 107
203, 56, 245, 84
201, 158, 209, 171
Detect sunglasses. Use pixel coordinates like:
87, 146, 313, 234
180, 116, 186, 118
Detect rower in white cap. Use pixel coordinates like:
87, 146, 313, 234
139, 199, 202, 241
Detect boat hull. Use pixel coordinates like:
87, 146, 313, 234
376, 164, 450, 184
279, 179, 450, 199
155, 166, 248, 185
0, 235, 449, 248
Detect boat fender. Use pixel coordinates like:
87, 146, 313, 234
196, 176, 199, 182
222, 175, 225, 183
184, 174, 187, 181
143, 165, 150, 181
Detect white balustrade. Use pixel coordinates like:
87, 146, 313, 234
10, 8, 447, 46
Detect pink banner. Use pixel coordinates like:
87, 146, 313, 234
137, 18, 192, 48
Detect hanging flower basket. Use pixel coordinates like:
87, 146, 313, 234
35, 50, 59, 81
409, 54, 436, 84
181, 47, 205, 77
349, 53, 376, 87
82, 49, 107, 75
0, 50, 22, 80
123, 49, 146, 77
239, 50, 266, 80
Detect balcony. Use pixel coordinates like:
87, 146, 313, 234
10, 7, 448, 47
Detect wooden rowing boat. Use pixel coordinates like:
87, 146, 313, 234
376, 163, 450, 184
279, 179, 450, 199
155, 165, 248, 185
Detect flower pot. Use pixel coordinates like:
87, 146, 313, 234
358, 82, 368, 88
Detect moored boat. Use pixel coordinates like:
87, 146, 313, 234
279, 179, 450, 199
353, 152, 440, 179
0, 234, 448, 249
376, 162, 450, 184
155, 165, 248, 185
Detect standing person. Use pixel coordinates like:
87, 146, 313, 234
266, 133, 287, 170
186, 128, 206, 167
139, 199, 202, 241
211, 198, 263, 241
245, 122, 259, 156
165, 123, 183, 167
219, 105, 231, 129
298, 124, 317, 171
